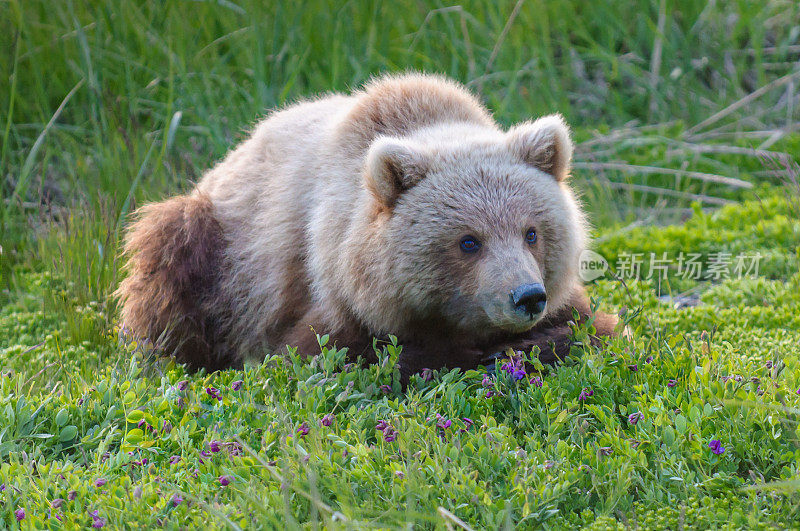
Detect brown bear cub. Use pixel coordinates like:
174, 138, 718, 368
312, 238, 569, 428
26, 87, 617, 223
117, 73, 620, 379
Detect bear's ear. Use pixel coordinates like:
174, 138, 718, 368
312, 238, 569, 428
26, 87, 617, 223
506, 114, 573, 181
364, 137, 429, 207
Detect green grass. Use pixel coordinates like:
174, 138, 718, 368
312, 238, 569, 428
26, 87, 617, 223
2, 190, 800, 529
2, 0, 800, 528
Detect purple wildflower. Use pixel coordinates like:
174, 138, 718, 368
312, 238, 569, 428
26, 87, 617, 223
436, 414, 452, 430
481, 375, 493, 388
94, 478, 107, 488
501, 354, 529, 381
628, 364, 638, 372
530, 376, 543, 387
231, 380, 243, 391
137, 419, 146, 429
628, 412, 644, 425
320, 413, 334, 427
395, 471, 404, 478
379, 384, 392, 394
200, 450, 211, 458
667, 379, 678, 387
172, 494, 183, 507
297, 422, 309, 438
374, 419, 397, 441
599, 446, 613, 456
162, 420, 172, 434
578, 388, 593, 401
485, 389, 494, 398
421, 368, 434, 382
15, 508, 25, 521
219, 475, 233, 487
435, 414, 452, 440
209, 440, 222, 453
89, 510, 106, 527
383, 428, 398, 442
176, 380, 189, 391
228, 442, 243, 456
51, 499, 65, 509
645, 356, 654, 364
708, 439, 725, 455
462, 417, 474, 430
169, 455, 181, 464
68, 491, 77, 501
796, 387, 800, 396
206, 387, 222, 401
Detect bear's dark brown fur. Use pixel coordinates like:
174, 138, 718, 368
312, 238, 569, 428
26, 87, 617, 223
117, 193, 235, 371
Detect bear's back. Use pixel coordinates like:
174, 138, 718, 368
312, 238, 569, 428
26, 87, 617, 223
337, 73, 497, 153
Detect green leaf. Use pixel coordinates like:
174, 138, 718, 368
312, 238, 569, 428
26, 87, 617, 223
125, 428, 144, 445
662, 426, 675, 447
59, 425, 78, 442
127, 410, 145, 423
55, 408, 69, 427
675, 415, 687, 434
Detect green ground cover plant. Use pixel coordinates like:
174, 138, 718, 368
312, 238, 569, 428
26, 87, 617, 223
2, 0, 800, 528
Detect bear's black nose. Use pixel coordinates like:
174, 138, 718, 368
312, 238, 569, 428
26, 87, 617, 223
511, 283, 547, 316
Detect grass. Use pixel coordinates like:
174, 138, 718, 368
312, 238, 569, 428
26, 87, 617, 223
1, 0, 800, 528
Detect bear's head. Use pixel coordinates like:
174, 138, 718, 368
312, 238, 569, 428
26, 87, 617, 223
361, 115, 587, 341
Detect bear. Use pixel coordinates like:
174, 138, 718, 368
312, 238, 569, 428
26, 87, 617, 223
116, 72, 621, 380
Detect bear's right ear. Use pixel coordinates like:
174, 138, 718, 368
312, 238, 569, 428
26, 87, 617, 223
364, 137, 429, 207
506, 114, 573, 181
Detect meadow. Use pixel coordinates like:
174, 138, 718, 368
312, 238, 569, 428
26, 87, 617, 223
2, 0, 800, 528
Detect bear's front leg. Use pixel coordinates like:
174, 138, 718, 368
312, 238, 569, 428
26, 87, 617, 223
279, 308, 373, 360
393, 340, 487, 385
481, 285, 621, 368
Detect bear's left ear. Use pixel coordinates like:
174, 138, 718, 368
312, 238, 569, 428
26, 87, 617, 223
506, 114, 573, 181
364, 137, 429, 207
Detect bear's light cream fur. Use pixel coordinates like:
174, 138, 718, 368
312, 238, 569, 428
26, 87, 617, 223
118, 73, 615, 375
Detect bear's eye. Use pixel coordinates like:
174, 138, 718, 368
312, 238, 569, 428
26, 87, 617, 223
459, 236, 481, 253
525, 228, 537, 245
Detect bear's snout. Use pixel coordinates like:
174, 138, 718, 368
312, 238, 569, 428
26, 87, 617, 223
511, 282, 547, 317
